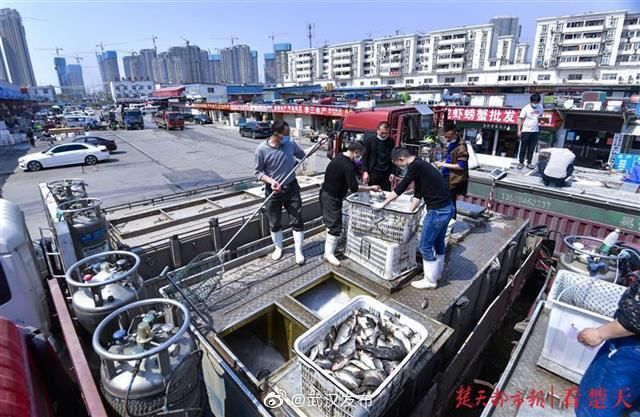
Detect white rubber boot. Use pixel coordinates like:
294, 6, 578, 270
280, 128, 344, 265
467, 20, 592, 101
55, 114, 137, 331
293, 230, 306, 265
411, 260, 438, 289
324, 233, 341, 266
435, 254, 445, 282
271, 231, 283, 261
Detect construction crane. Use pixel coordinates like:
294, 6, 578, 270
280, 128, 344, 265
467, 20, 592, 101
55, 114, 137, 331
35, 47, 63, 56
116, 50, 138, 56
63, 55, 84, 65
138, 35, 158, 51
96, 41, 127, 53
211, 36, 239, 46
268, 32, 287, 46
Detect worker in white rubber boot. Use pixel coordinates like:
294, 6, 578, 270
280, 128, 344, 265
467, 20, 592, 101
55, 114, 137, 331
321, 141, 381, 266
373, 147, 454, 289
255, 120, 306, 265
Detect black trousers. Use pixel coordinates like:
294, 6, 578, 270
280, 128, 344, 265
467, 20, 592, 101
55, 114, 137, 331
264, 181, 304, 232
519, 132, 539, 164
538, 159, 574, 187
320, 190, 343, 236
369, 171, 391, 191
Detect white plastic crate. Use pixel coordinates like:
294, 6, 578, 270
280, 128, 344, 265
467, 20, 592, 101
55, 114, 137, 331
538, 270, 627, 384
346, 192, 423, 243
345, 225, 418, 280
294, 296, 429, 417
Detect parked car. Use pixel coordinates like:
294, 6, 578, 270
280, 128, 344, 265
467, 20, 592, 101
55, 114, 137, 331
18, 143, 110, 172
240, 122, 272, 139
72, 136, 117, 152
181, 113, 195, 122
193, 114, 212, 124
63, 115, 99, 130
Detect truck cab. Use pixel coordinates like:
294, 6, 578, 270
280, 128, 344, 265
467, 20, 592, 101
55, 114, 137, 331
329, 105, 434, 158
118, 109, 144, 130
153, 111, 185, 130
0, 199, 50, 333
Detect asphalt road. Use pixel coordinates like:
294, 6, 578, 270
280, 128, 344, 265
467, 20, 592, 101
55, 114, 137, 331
0, 119, 329, 236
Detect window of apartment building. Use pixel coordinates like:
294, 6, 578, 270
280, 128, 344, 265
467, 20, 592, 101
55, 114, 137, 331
637, 73, 640, 80
585, 19, 604, 26
560, 56, 579, 63
606, 30, 615, 40
425, 78, 433, 83
568, 73, 583, 80
147, 86, 152, 90
360, 82, 365, 86
602, 73, 617, 80
468, 76, 479, 82
538, 74, 551, 81
562, 45, 580, 52
581, 44, 600, 51
444, 77, 455, 83
578, 56, 596, 62
564, 33, 578, 40
583, 32, 601, 39
602, 54, 611, 64
498, 75, 512, 81
541, 24, 548, 33
489, 61, 497, 67
115, 86, 120, 91
387, 80, 395, 85
567, 21, 584, 28
406, 79, 414, 84
371, 81, 379, 86
42, 89, 48, 94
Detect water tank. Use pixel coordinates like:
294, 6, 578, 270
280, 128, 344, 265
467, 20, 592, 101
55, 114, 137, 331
65, 250, 144, 333
46, 178, 88, 204
92, 299, 202, 417
56, 198, 108, 258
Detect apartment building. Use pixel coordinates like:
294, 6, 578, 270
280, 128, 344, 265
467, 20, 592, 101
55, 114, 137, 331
284, 10, 640, 88
108, 80, 154, 103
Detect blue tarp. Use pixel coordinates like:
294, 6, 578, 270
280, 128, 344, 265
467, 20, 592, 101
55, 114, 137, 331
0, 86, 30, 101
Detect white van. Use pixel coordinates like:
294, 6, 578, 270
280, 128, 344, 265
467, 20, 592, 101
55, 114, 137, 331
64, 115, 96, 129
0, 199, 50, 332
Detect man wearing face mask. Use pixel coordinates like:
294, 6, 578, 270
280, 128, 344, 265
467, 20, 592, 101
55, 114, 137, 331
373, 147, 453, 289
434, 124, 468, 219
362, 121, 395, 191
255, 120, 306, 265
321, 141, 382, 266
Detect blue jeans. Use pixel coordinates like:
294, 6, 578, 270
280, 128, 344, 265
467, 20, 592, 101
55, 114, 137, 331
419, 204, 454, 261
576, 337, 640, 417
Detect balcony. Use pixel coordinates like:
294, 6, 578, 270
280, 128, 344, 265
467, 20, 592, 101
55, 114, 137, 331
389, 44, 405, 51
380, 61, 403, 68
436, 37, 466, 45
562, 37, 602, 45
434, 66, 465, 74
563, 24, 604, 33
559, 49, 600, 56
437, 57, 465, 64
332, 51, 352, 59
558, 61, 597, 68
453, 47, 466, 54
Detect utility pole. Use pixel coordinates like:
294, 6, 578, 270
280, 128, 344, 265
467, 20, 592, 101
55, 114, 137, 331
306, 23, 315, 49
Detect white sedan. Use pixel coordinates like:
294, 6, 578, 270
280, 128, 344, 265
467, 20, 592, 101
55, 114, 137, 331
18, 143, 110, 172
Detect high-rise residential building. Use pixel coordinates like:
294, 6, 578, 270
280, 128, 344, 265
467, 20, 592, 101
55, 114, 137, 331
139, 48, 156, 81
66, 64, 85, 97
274, 43, 291, 83
0, 8, 37, 86
123, 54, 144, 80
208, 54, 222, 83
54, 57, 68, 93
220, 44, 257, 84
264, 53, 277, 84
0, 46, 8, 82
152, 45, 211, 84
250, 50, 259, 83
97, 50, 121, 88
152, 52, 170, 84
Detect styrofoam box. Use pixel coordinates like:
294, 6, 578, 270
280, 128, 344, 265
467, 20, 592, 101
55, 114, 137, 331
294, 295, 429, 417
346, 192, 423, 243
538, 270, 627, 384
345, 225, 418, 280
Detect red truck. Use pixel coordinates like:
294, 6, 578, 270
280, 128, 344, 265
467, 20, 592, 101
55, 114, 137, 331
153, 111, 185, 130
328, 105, 434, 158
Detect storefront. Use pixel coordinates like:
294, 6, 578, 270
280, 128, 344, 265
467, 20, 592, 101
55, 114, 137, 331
437, 106, 561, 158
560, 111, 624, 169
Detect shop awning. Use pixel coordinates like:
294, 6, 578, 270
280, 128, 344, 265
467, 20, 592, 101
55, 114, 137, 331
150, 86, 185, 98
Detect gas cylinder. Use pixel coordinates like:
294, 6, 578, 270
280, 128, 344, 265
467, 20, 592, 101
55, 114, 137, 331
56, 197, 108, 258
65, 250, 144, 333
46, 178, 87, 204
92, 299, 202, 417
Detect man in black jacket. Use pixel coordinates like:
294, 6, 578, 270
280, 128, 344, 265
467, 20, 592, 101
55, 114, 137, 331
362, 121, 395, 191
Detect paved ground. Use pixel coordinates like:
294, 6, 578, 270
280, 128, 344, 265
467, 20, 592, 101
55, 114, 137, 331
0, 118, 329, 236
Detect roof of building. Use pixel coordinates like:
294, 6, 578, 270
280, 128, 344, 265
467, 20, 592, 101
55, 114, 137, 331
150, 85, 185, 98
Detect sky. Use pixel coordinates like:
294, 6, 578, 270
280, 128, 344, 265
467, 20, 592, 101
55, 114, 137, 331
1, 0, 638, 90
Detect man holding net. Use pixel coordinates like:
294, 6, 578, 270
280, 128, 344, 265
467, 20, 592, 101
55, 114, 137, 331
255, 120, 306, 265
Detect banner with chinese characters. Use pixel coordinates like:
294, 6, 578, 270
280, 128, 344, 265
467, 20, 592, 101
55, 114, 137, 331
439, 106, 560, 128
190, 102, 351, 117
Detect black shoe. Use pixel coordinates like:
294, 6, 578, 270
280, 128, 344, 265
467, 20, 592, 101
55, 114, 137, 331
517, 163, 524, 169
527, 163, 534, 170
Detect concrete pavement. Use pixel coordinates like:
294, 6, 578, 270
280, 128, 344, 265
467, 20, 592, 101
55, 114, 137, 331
0, 121, 329, 236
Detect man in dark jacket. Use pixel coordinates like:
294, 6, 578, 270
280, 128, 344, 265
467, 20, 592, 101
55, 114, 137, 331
362, 121, 395, 191
576, 278, 640, 416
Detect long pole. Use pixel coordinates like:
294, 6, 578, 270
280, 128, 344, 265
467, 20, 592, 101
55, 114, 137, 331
217, 136, 329, 255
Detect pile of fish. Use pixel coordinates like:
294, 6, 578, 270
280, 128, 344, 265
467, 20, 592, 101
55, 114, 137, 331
305, 308, 421, 396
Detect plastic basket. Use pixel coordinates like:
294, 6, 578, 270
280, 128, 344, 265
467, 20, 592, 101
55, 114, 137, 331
294, 296, 429, 417
346, 192, 423, 243
345, 225, 418, 280
538, 270, 627, 384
